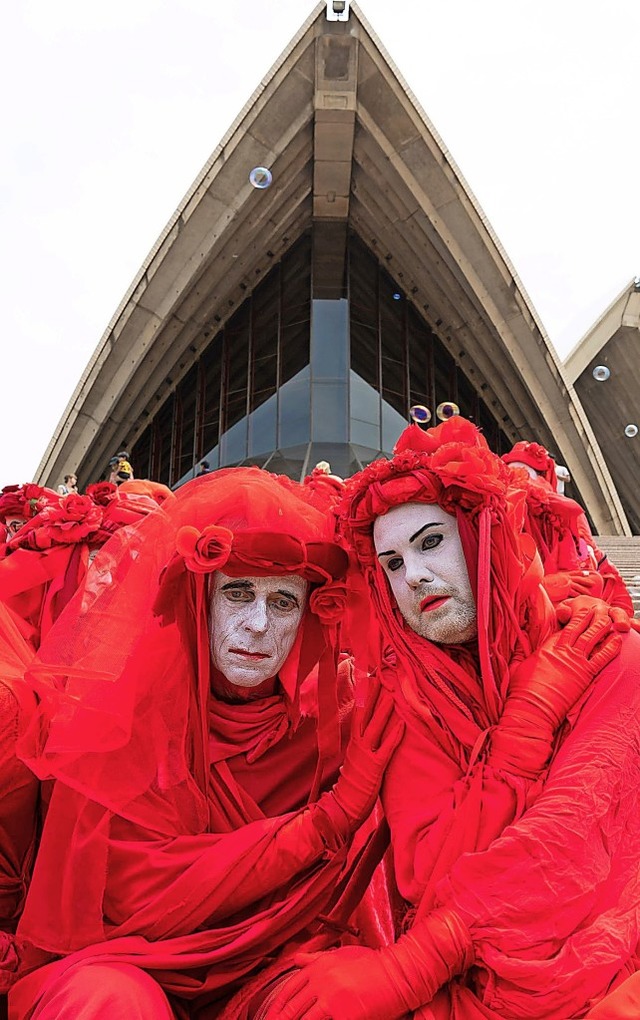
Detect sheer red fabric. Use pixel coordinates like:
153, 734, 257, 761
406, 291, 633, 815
0, 489, 161, 652
11, 468, 394, 1018
0, 603, 40, 1006
335, 416, 640, 1018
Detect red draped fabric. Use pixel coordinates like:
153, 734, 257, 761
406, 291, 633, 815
10, 469, 395, 1019
0, 604, 40, 1015
334, 418, 640, 1019
383, 634, 640, 1018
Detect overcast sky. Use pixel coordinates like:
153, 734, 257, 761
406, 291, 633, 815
2, 0, 639, 484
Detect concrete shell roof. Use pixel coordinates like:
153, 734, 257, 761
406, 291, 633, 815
36, 2, 629, 534
565, 279, 640, 533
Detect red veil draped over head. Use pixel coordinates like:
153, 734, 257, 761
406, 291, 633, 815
338, 418, 640, 1019
11, 468, 390, 1018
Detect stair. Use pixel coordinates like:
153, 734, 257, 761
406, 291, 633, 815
595, 536, 640, 617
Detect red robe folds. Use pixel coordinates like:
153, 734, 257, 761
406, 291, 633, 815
0, 604, 40, 1015
11, 662, 392, 1019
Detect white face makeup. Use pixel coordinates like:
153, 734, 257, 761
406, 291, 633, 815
209, 572, 308, 688
4, 516, 27, 538
373, 502, 477, 645
507, 460, 539, 480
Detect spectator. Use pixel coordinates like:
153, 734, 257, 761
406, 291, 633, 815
57, 474, 78, 497
108, 453, 134, 486
196, 459, 211, 477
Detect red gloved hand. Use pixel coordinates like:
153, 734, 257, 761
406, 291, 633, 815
312, 675, 404, 848
543, 569, 604, 604
261, 907, 472, 1020
489, 596, 624, 777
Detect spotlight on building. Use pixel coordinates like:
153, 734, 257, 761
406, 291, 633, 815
326, 0, 350, 21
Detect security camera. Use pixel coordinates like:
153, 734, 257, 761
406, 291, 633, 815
326, 0, 350, 21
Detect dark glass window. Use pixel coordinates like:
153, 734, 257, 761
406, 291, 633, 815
156, 392, 175, 485
222, 303, 250, 437
200, 343, 222, 459
130, 423, 151, 481
175, 365, 198, 480
250, 268, 279, 412
280, 235, 311, 385
278, 367, 311, 448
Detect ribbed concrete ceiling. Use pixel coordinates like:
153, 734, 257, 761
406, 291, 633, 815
565, 281, 640, 533
36, 2, 629, 534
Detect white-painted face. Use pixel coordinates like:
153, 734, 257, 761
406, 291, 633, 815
209, 572, 308, 687
4, 516, 27, 538
507, 460, 538, 480
373, 502, 477, 645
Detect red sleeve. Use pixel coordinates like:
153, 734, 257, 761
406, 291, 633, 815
436, 633, 640, 1017
0, 678, 39, 932
382, 711, 535, 908
103, 809, 334, 939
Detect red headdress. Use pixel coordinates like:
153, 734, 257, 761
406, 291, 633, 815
118, 478, 175, 505
0, 484, 58, 523
20, 467, 350, 835
502, 440, 557, 488
340, 417, 554, 761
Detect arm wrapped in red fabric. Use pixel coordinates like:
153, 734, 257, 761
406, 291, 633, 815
262, 905, 472, 1020
488, 596, 623, 777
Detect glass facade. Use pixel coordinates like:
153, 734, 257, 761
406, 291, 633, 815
131, 230, 513, 486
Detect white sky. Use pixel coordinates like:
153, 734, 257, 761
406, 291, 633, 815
2, 0, 639, 484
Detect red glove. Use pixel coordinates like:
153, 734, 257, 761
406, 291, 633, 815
543, 570, 604, 604
312, 675, 404, 848
261, 907, 472, 1020
489, 596, 624, 777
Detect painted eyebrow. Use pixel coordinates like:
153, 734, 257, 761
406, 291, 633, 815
377, 522, 445, 559
219, 581, 300, 606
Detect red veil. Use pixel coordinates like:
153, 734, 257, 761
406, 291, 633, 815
11, 468, 390, 1016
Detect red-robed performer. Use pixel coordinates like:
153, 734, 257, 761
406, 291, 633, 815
502, 440, 633, 615
264, 416, 639, 1020
0, 603, 40, 1013
0, 485, 162, 653
10, 467, 401, 1019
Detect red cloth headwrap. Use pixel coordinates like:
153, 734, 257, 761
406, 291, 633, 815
340, 418, 554, 764
19, 467, 350, 832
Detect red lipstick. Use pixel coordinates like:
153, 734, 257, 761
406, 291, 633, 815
420, 595, 450, 613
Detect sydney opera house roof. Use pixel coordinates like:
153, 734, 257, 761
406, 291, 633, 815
35, 2, 631, 535
565, 278, 640, 534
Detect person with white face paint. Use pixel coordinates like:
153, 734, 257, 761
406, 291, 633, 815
210, 572, 308, 692
373, 502, 477, 646
264, 416, 639, 1020
12, 467, 402, 1019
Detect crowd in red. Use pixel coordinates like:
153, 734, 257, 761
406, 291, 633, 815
0, 420, 638, 1019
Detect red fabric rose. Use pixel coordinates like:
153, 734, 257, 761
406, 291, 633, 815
86, 482, 118, 507
176, 524, 233, 573
309, 581, 348, 625
0, 931, 21, 992
0, 483, 57, 522
9, 494, 103, 550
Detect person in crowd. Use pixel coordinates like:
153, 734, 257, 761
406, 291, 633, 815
502, 440, 633, 614
108, 452, 134, 486
0, 487, 58, 551
0, 603, 40, 1014
263, 416, 639, 1020
196, 460, 211, 477
9, 468, 400, 1018
0, 486, 159, 651
56, 475, 78, 497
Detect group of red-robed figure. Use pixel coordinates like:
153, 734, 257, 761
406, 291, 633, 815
0, 418, 640, 1019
